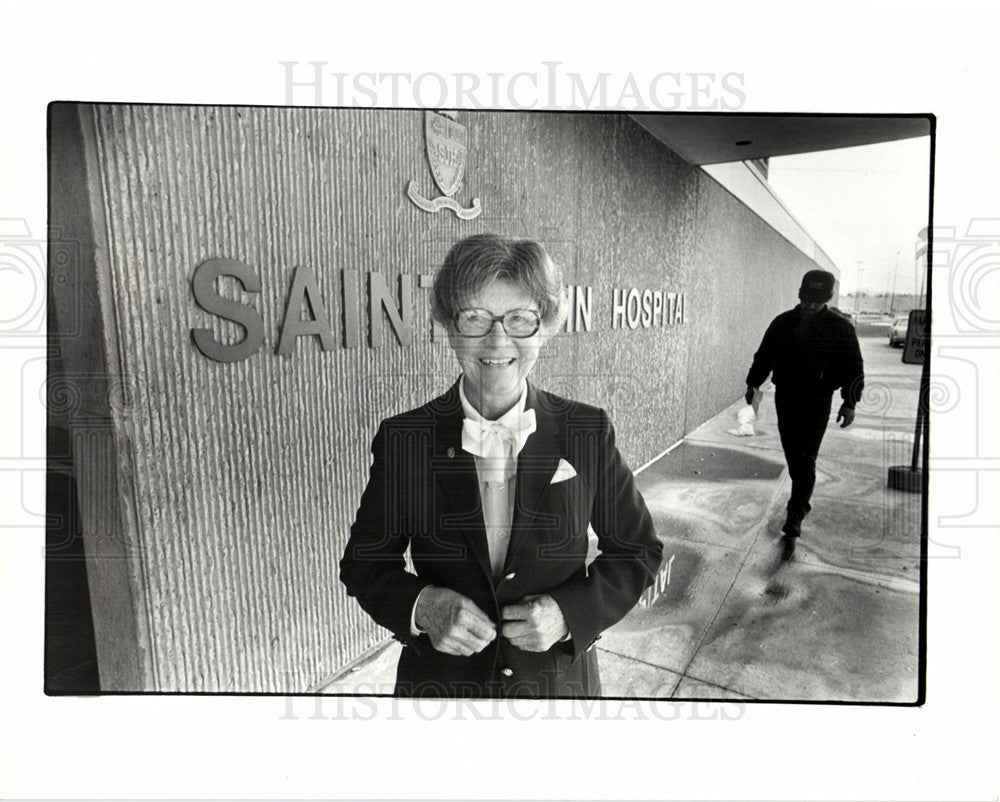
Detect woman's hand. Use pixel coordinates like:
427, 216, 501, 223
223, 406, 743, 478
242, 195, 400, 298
501, 595, 568, 652
414, 587, 497, 656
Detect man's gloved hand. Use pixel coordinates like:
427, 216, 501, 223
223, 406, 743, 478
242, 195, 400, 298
745, 386, 756, 406
836, 404, 855, 428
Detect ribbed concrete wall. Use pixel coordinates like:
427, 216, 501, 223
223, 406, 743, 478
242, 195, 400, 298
54, 104, 823, 690
687, 176, 824, 430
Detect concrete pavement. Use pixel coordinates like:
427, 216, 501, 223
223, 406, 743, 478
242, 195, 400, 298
322, 334, 923, 702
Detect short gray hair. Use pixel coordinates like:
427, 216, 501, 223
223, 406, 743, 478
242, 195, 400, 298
431, 234, 567, 330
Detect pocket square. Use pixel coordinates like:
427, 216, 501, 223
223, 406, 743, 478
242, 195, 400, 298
550, 458, 578, 484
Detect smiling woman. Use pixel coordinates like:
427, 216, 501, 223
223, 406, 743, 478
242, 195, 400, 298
339, 233, 664, 698
439, 238, 557, 420
449, 290, 544, 420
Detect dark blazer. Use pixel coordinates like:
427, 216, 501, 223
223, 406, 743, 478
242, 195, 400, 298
340, 379, 663, 698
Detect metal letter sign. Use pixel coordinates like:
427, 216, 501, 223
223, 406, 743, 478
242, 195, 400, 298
407, 110, 482, 219
902, 309, 927, 365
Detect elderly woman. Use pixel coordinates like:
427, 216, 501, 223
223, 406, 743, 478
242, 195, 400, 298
340, 234, 662, 697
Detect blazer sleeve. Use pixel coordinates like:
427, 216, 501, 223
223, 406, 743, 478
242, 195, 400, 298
339, 421, 432, 648
547, 410, 663, 661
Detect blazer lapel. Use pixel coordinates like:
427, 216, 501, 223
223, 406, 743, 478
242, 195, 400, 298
432, 380, 492, 581
505, 383, 562, 571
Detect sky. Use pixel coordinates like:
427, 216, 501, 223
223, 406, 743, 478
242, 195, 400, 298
766, 136, 932, 298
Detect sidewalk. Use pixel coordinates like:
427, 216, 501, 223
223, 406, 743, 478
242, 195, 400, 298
324, 337, 923, 702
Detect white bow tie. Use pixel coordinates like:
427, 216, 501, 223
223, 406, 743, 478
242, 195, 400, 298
461, 408, 537, 486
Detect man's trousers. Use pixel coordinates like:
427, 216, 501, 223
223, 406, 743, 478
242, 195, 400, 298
774, 387, 833, 519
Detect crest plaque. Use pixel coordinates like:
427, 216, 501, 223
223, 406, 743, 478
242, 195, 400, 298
407, 110, 482, 219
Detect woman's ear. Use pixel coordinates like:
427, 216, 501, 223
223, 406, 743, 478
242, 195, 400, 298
546, 285, 571, 336
538, 319, 563, 346
444, 323, 463, 351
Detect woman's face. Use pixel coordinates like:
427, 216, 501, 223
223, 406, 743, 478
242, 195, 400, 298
447, 278, 552, 419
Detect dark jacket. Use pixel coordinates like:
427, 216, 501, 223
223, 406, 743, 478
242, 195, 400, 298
746, 305, 865, 406
339, 380, 662, 698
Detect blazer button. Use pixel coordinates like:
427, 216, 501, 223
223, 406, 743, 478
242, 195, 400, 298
504, 571, 516, 580
501, 667, 514, 677
446, 447, 455, 458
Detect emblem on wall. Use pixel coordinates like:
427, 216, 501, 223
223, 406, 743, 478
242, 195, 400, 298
407, 110, 482, 219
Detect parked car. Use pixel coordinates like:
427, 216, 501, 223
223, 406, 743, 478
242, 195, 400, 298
889, 314, 909, 347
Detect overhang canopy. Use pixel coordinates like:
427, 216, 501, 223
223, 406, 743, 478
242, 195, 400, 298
631, 114, 931, 165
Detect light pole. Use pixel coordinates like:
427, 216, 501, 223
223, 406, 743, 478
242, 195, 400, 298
889, 249, 900, 314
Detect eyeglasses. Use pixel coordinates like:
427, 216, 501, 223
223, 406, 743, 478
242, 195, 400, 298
453, 308, 542, 338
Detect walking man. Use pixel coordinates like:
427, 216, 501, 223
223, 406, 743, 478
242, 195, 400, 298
745, 269, 865, 545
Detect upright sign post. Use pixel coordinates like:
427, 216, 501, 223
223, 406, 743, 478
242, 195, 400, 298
901, 309, 926, 366
889, 309, 927, 492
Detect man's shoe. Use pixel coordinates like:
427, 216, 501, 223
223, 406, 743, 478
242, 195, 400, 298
779, 534, 797, 561
781, 511, 802, 538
